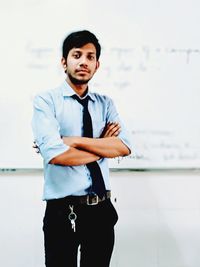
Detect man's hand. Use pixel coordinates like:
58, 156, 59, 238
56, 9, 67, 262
100, 122, 121, 138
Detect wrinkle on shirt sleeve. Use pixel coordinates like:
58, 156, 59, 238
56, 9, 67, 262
106, 96, 132, 154
32, 94, 69, 163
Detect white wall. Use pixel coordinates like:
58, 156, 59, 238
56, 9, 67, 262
1, 170, 200, 267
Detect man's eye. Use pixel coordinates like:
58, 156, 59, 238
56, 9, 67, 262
88, 55, 95, 60
73, 54, 80, 58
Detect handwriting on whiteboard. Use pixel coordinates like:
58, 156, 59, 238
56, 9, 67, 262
109, 129, 200, 169
26, 43, 200, 71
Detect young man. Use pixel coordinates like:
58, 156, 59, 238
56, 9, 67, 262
32, 30, 131, 267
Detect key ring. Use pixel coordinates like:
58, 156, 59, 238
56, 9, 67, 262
68, 212, 77, 221
68, 205, 77, 221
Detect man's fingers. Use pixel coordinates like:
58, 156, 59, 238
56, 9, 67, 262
103, 122, 121, 137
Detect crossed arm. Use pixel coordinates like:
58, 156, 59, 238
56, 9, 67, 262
49, 122, 130, 166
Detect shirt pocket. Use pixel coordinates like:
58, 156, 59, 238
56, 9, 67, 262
92, 120, 106, 138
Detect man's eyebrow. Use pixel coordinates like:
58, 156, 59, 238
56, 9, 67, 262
72, 49, 96, 55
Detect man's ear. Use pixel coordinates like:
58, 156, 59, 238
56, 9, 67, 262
95, 60, 100, 72
61, 57, 67, 72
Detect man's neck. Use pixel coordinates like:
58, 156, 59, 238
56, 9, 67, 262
66, 78, 88, 97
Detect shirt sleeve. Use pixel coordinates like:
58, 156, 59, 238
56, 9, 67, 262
106, 97, 132, 154
31, 93, 69, 163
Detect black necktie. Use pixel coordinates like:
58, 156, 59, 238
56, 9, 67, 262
72, 94, 106, 198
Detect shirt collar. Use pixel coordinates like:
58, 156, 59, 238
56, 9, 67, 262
61, 80, 95, 101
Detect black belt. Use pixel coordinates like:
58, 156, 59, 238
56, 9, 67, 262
48, 191, 111, 206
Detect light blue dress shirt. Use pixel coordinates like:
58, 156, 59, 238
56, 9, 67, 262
32, 81, 131, 200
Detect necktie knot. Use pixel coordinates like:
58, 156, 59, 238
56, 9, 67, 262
72, 94, 89, 108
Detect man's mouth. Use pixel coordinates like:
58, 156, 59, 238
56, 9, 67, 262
76, 69, 89, 73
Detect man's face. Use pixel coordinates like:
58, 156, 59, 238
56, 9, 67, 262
63, 43, 99, 85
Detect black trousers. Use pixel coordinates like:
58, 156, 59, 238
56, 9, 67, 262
43, 198, 118, 267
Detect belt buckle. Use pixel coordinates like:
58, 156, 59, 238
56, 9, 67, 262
86, 194, 99, 205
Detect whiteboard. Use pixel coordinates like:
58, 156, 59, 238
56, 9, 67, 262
0, 0, 200, 169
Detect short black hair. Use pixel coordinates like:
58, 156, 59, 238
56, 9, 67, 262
62, 30, 101, 60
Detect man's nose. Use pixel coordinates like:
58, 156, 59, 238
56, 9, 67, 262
79, 56, 88, 66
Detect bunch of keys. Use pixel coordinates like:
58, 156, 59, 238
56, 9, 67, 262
68, 205, 77, 232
